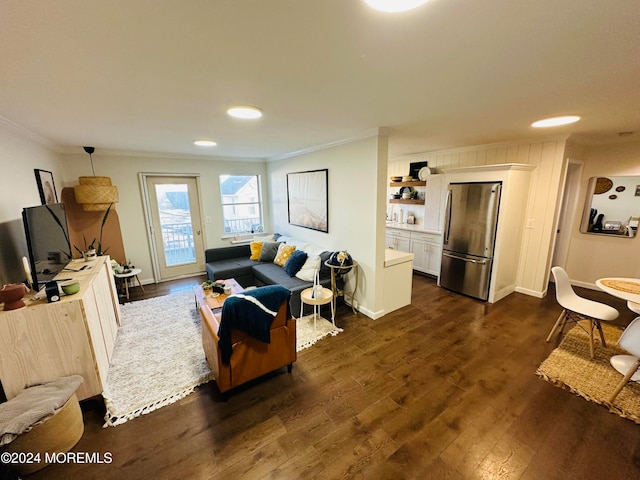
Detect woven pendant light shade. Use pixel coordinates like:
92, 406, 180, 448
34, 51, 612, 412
74, 176, 119, 211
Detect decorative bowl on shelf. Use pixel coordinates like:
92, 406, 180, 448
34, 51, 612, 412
390, 176, 402, 182
402, 175, 413, 182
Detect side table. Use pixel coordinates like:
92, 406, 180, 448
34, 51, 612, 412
324, 260, 358, 315
300, 286, 335, 330
113, 268, 144, 300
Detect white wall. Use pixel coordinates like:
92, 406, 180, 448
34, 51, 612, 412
267, 135, 388, 317
56, 151, 268, 285
0, 120, 63, 284
565, 140, 640, 287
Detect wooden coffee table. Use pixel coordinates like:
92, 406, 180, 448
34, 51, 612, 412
193, 278, 244, 312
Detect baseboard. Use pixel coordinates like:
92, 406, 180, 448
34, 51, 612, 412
515, 286, 546, 298
356, 304, 384, 320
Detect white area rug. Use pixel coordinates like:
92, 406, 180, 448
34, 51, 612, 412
102, 290, 212, 427
102, 290, 342, 427
296, 314, 343, 351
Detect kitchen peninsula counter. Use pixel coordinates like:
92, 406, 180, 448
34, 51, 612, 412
383, 248, 414, 314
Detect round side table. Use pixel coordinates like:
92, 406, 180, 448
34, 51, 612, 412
300, 286, 335, 330
113, 268, 144, 300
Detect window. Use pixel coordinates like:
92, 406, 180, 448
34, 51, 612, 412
219, 175, 264, 235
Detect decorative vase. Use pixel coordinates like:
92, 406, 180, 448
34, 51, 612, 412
83, 249, 97, 261
0, 284, 28, 311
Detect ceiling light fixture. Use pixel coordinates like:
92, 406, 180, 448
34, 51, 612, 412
74, 146, 119, 211
531, 115, 581, 128
364, 0, 430, 13
227, 106, 263, 119
193, 140, 217, 147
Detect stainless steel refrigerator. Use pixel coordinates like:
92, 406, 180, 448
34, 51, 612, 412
439, 182, 501, 301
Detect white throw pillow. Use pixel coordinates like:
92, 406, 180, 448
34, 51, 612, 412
285, 238, 308, 250
301, 244, 325, 257
295, 255, 321, 282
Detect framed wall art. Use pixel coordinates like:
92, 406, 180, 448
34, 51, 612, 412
34, 169, 58, 204
286, 169, 328, 233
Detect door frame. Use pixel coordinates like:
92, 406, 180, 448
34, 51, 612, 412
551, 158, 584, 275
139, 172, 207, 283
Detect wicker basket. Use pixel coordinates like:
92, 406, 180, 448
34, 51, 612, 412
5, 393, 84, 475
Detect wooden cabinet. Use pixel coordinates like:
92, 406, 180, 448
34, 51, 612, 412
410, 232, 442, 276
0, 256, 120, 400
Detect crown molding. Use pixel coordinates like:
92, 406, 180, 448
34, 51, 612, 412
57, 146, 265, 163
267, 127, 389, 162
0, 115, 58, 149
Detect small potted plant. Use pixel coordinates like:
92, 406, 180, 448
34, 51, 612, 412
74, 235, 97, 261
201, 280, 215, 296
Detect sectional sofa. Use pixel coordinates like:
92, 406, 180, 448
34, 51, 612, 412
204, 235, 335, 315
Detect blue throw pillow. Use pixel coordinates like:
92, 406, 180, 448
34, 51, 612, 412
283, 250, 308, 277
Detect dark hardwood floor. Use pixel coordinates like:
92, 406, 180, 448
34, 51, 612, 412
26, 274, 640, 479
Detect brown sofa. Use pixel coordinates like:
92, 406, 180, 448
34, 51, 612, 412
200, 297, 296, 395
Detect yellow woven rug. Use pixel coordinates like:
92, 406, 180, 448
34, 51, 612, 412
537, 323, 640, 424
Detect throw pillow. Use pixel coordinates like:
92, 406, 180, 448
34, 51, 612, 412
283, 250, 308, 277
274, 243, 296, 267
258, 241, 282, 262
296, 255, 321, 282
249, 241, 263, 260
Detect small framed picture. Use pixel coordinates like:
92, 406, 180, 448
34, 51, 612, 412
34, 169, 58, 204
635, 185, 640, 196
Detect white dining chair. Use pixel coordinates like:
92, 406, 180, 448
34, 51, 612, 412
609, 316, 640, 403
547, 266, 619, 359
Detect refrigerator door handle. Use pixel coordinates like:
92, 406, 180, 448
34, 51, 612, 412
442, 252, 488, 265
443, 189, 452, 245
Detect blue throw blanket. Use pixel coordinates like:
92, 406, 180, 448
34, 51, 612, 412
218, 285, 291, 365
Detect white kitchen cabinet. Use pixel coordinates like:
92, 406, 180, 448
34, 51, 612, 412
410, 232, 443, 276
386, 227, 443, 277
385, 228, 411, 252
0, 256, 120, 400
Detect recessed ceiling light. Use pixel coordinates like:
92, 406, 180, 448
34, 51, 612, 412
531, 115, 581, 128
194, 140, 217, 147
227, 106, 263, 119
364, 0, 430, 12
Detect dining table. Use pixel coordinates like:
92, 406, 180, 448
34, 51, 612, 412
595, 277, 640, 313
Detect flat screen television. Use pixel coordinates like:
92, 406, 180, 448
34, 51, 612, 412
22, 203, 72, 288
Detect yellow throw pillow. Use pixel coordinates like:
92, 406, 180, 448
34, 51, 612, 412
249, 241, 263, 260
274, 244, 296, 267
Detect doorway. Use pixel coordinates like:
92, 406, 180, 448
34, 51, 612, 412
551, 159, 583, 271
142, 175, 206, 280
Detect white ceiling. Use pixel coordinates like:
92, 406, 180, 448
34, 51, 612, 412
1, 0, 639, 160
